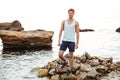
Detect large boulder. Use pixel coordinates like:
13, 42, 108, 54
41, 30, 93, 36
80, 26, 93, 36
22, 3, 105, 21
0, 20, 24, 31
116, 27, 120, 32
0, 30, 54, 50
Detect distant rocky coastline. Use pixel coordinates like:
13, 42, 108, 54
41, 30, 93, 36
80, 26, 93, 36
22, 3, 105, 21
37, 52, 120, 80
80, 29, 95, 32
116, 27, 120, 32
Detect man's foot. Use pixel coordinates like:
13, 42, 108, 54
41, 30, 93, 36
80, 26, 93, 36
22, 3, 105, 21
61, 61, 68, 68
66, 70, 71, 76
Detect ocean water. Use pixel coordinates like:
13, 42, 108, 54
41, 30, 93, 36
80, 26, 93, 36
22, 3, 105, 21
0, 28, 120, 80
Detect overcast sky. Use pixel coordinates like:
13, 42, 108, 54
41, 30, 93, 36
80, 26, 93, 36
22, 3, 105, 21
0, 0, 120, 30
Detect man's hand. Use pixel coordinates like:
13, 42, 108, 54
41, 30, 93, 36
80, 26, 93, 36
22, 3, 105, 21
75, 44, 78, 49
58, 42, 61, 46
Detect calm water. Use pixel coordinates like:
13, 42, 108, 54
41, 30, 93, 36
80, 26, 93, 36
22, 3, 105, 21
0, 29, 120, 80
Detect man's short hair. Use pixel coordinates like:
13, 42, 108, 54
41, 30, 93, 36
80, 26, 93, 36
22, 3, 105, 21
68, 8, 75, 13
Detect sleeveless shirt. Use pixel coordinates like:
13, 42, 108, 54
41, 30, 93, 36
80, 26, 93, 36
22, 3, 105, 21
62, 20, 75, 42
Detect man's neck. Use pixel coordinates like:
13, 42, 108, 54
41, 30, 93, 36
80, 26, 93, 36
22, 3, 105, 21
68, 18, 73, 21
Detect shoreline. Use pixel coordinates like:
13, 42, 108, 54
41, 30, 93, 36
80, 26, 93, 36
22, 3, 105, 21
37, 52, 120, 80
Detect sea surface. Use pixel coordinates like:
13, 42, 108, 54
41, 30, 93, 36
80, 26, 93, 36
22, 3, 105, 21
0, 28, 120, 80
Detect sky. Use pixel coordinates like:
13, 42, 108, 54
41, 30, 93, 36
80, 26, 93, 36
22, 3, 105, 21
0, 0, 120, 30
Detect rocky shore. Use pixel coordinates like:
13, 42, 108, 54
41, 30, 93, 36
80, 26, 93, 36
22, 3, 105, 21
37, 52, 120, 80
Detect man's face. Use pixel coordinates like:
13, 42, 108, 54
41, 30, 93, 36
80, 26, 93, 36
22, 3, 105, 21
68, 11, 74, 18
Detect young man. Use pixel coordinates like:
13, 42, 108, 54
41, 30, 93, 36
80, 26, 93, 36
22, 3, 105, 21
58, 8, 80, 75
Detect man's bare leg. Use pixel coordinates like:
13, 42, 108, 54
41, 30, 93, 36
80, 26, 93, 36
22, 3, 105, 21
69, 52, 74, 69
59, 50, 66, 62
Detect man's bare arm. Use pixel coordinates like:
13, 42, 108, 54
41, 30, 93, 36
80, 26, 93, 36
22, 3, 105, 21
58, 21, 64, 46
75, 21, 80, 49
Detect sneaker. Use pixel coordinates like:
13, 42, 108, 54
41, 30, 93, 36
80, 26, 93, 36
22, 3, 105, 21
61, 61, 68, 68
66, 70, 71, 76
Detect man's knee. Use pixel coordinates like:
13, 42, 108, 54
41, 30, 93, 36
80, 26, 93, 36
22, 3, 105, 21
69, 52, 74, 58
59, 51, 64, 58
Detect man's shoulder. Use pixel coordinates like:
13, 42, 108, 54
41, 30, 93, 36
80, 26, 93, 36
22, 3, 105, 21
61, 20, 67, 24
74, 20, 79, 25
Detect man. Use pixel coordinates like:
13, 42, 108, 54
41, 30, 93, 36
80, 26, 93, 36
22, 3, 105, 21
58, 8, 80, 75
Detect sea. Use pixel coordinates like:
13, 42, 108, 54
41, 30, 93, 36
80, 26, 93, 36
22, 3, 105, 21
0, 18, 120, 80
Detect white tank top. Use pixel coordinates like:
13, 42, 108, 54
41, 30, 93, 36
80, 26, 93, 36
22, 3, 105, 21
62, 20, 75, 42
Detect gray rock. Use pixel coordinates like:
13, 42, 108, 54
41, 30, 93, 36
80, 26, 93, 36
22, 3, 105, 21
87, 68, 98, 78
80, 64, 92, 72
88, 59, 99, 66
49, 69, 56, 75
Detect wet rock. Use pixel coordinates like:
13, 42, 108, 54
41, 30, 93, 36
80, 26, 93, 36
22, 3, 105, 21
38, 69, 48, 77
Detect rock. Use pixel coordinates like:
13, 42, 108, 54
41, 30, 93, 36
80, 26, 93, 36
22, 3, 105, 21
36, 52, 120, 79
38, 69, 48, 77
96, 65, 108, 75
101, 71, 120, 80
0, 20, 24, 31
60, 73, 76, 80
72, 62, 81, 72
80, 64, 92, 72
80, 29, 95, 32
75, 58, 81, 64
116, 27, 120, 32
0, 30, 54, 50
49, 69, 56, 76
50, 74, 59, 80
76, 72, 87, 80
45, 62, 58, 70
95, 56, 107, 62
88, 59, 99, 66
84, 52, 92, 60
87, 68, 98, 78
80, 54, 87, 63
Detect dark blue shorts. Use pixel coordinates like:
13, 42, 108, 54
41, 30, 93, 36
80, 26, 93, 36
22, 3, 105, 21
60, 41, 75, 52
